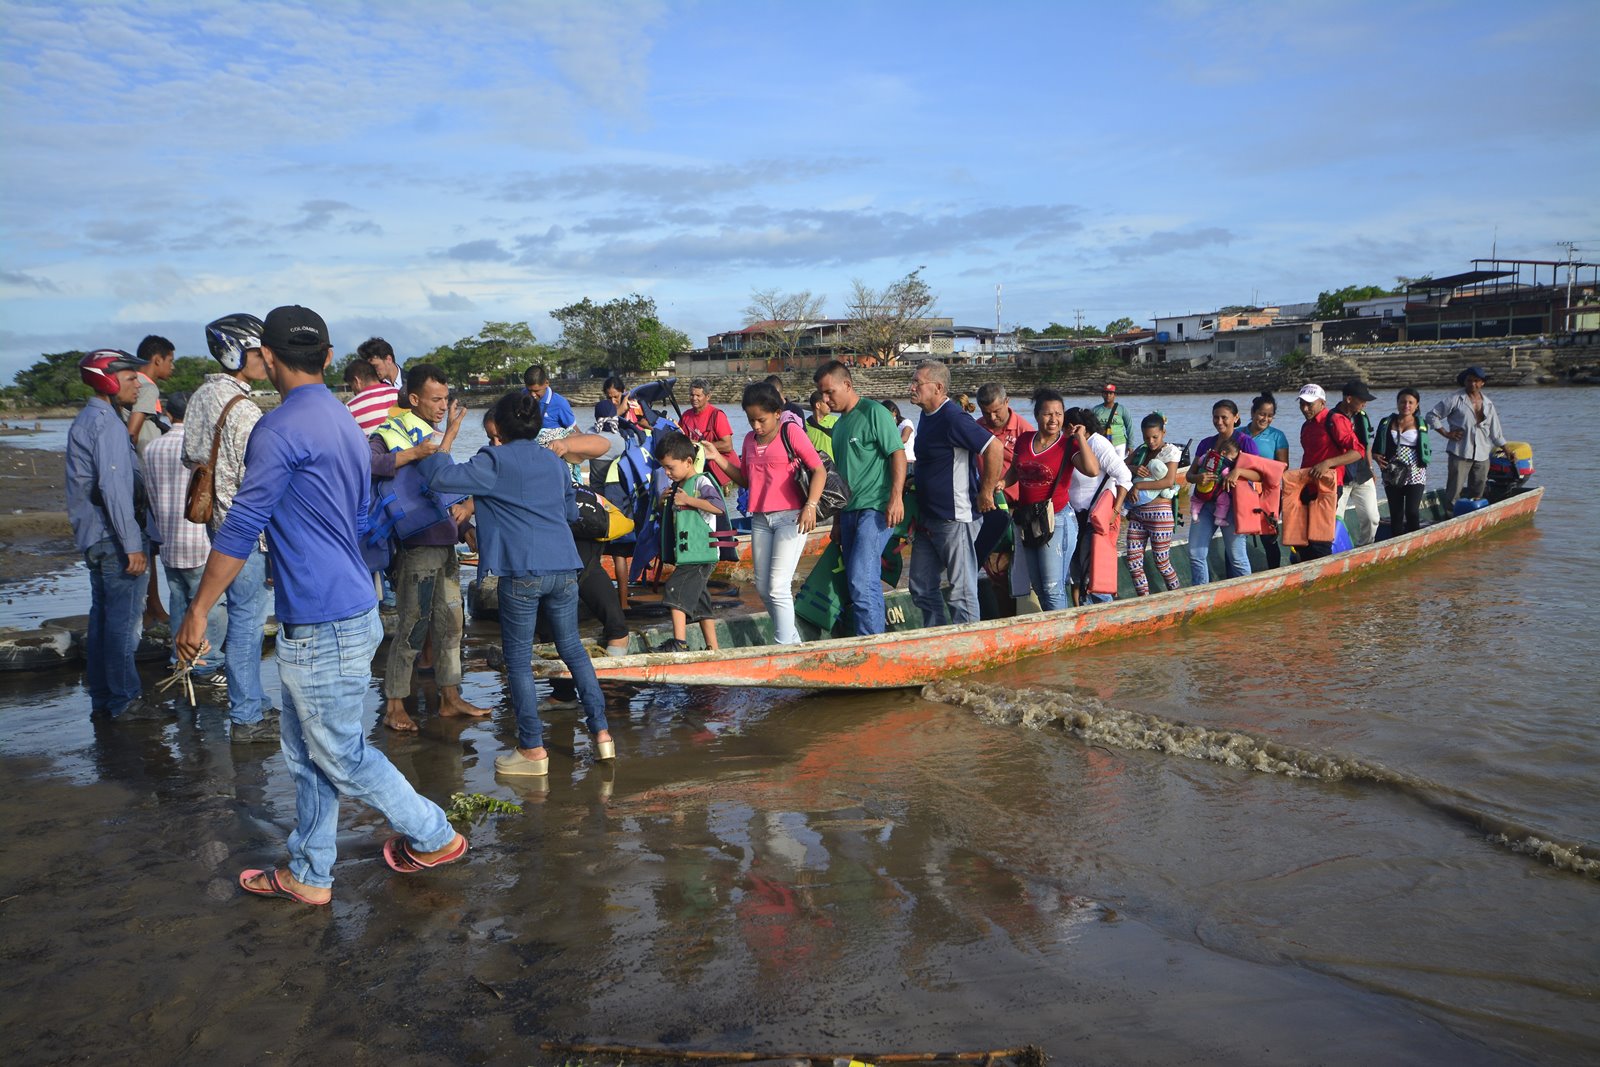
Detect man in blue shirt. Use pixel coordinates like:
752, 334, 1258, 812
66, 349, 159, 720
906, 361, 1002, 626
523, 363, 575, 429
177, 306, 466, 907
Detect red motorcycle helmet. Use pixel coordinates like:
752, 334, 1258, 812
79, 349, 144, 397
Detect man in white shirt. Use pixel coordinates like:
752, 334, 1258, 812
1427, 365, 1509, 505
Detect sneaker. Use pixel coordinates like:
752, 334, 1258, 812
654, 638, 690, 654
231, 717, 281, 745
190, 674, 230, 702
115, 697, 171, 721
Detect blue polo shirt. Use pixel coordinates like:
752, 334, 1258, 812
914, 399, 996, 522
212, 383, 376, 625
536, 385, 576, 429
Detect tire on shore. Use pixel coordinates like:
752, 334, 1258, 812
0, 625, 78, 671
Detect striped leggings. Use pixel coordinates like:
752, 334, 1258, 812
1126, 501, 1180, 596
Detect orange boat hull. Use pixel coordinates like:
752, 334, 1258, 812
562, 488, 1542, 690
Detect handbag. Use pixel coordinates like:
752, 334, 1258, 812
780, 421, 850, 521
1382, 457, 1415, 488
184, 394, 247, 525
1013, 435, 1071, 549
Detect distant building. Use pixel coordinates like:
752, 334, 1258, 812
1138, 306, 1286, 365
1401, 259, 1598, 341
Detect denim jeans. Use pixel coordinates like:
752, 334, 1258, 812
1017, 506, 1073, 611
837, 508, 894, 636
165, 564, 227, 678
499, 572, 607, 751
752, 509, 806, 644
85, 537, 146, 716
1189, 501, 1251, 585
275, 606, 453, 888
910, 517, 982, 626
223, 548, 270, 724
385, 545, 463, 698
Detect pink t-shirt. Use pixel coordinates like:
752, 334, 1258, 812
741, 414, 823, 514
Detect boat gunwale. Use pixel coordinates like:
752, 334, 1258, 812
560, 487, 1543, 688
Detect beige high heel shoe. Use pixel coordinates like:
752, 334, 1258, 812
494, 750, 549, 776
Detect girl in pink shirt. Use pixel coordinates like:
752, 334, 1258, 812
700, 381, 826, 644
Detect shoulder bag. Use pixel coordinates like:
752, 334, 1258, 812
780, 421, 850, 521
184, 394, 247, 525
1013, 436, 1070, 549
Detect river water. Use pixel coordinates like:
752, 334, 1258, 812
1, 385, 1596, 1064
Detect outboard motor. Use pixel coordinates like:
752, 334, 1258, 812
1486, 441, 1535, 502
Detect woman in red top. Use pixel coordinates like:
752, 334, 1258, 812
1002, 388, 1098, 611
700, 382, 825, 644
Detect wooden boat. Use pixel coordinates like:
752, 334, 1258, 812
552, 487, 1543, 690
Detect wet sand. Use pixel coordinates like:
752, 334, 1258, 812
0, 664, 1546, 1066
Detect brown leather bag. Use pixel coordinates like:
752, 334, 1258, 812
184, 394, 248, 525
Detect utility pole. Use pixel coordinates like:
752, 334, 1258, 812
1558, 241, 1577, 333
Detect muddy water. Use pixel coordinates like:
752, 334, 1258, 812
3, 387, 1598, 1065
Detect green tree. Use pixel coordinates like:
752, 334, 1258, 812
1104, 316, 1136, 335
1314, 284, 1395, 319
551, 294, 688, 373
1039, 321, 1074, 338
166, 356, 216, 396
8, 350, 91, 405
423, 321, 551, 386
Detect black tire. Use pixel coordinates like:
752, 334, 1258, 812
0, 625, 77, 671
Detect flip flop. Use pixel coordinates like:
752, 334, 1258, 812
382, 833, 468, 874
238, 868, 329, 906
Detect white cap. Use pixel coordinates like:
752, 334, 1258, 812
1296, 383, 1326, 403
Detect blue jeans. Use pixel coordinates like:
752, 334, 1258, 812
223, 548, 270, 724
499, 572, 607, 751
165, 565, 227, 678
85, 537, 146, 716
909, 517, 982, 626
1018, 506, 1074, 611
275, 607, 453, 888
1189, 501, 1251, 585
837, 508, 894, 636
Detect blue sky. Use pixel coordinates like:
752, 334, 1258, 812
2, 0, 1596, 378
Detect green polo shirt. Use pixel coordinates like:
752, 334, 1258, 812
832, 399, 903, 512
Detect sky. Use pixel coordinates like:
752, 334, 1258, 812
2, 0, 1597, 379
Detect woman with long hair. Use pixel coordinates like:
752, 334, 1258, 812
701, 382, 826, 644
1372, 387, 1430, 536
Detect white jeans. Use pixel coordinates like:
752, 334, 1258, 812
752, 509, 806, 644
1338, 478, 1380, 547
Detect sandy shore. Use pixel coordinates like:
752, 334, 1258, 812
0, 441, 75, 585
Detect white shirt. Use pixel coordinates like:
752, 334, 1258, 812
1069, 433, 1133, 512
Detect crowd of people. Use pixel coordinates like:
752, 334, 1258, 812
60, 305, 1519, 904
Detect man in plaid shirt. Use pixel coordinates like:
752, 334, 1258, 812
144, 392, 228, 698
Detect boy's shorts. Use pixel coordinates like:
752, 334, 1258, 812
662, 562, 715, 622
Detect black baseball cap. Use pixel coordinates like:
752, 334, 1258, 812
1340, 379, 1377, 401
261, 305, 330, 354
